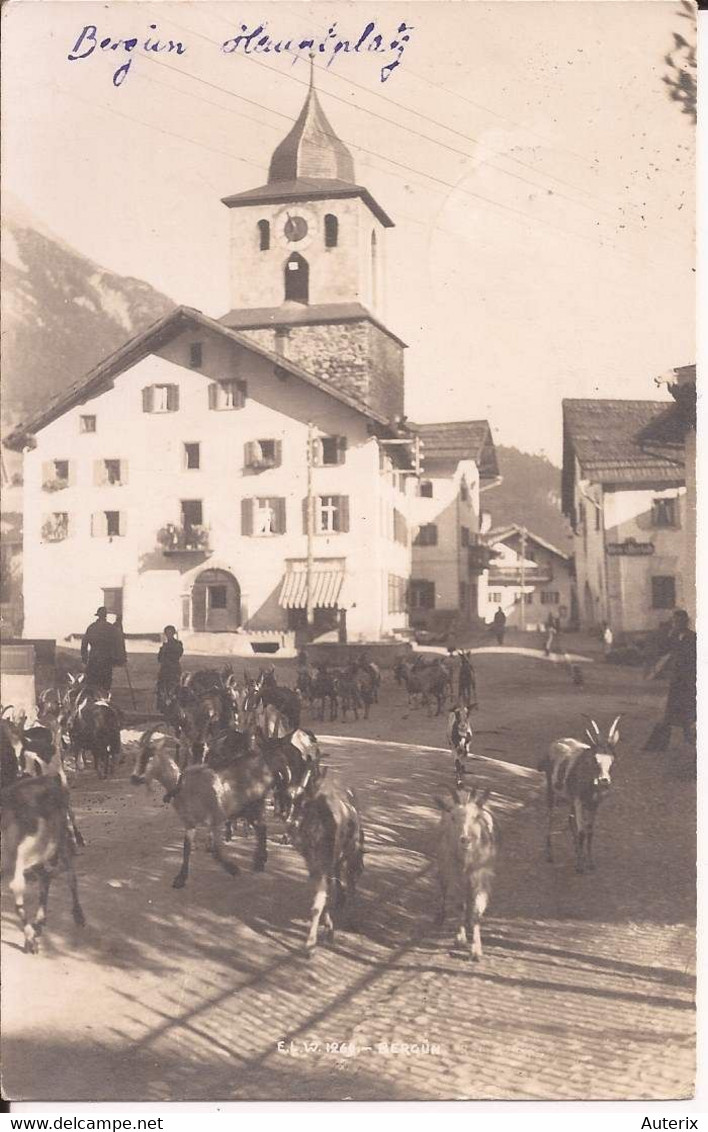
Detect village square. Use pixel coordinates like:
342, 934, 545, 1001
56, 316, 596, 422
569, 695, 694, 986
0, 0, 696, 1107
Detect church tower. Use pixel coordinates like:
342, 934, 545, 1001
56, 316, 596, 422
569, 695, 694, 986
220, 68, 405, 423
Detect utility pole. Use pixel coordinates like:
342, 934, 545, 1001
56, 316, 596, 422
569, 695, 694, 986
519, 525, 527, 633
306, 422, 315, 630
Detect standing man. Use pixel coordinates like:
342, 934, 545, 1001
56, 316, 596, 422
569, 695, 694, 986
81, 606, 117, 695
492, 606, 507, 646
644, 609, 697, 754
156, 625, 184, 711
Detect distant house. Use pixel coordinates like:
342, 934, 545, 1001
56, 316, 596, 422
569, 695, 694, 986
483, 525, 574, 630
407, 421, 499, 631
636, 365, 696, 624
562, 398, 686, 634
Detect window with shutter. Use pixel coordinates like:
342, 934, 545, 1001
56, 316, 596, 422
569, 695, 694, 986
80, 415, 96, 433
184, 443, 200, 470
105, 459, 122, 485
241, 497, 254, 536
189, 343, 203, 369
106, 511, 121, 537
320, 437, 343, 466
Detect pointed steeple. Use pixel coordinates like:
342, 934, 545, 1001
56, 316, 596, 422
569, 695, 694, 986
268, 61, 355, 185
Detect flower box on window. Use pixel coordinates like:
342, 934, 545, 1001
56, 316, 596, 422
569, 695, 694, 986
157, 523, 210, 553
42, 514, 69, 542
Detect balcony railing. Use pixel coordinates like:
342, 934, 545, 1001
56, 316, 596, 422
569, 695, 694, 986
487, 564, 554, 584
157, 523, 210, 553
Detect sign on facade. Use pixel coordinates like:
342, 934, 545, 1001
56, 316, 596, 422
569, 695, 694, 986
606, 539, 655, 556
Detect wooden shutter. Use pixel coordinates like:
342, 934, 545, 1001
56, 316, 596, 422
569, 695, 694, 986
208, 382, 218, 410
67, 461, 76, 487
167, 385, 179, 412
311, 438, 323, 467
336, 436, 348, 465
244, 441, 255, 468
241, 497, 253, 536
274, 498, 286, 534
42, 461, 52, 487
120, 460, 128, 485
337, 496, 350, 533
237, 380, 248, 405
142, 386, 153, 413
91, 511, 108, 538
273, 440, 283, 468
93, 460, 103, 486
118, 512, 127, 536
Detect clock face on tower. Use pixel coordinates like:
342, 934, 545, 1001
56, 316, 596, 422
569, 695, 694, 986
274, 207, 315, 249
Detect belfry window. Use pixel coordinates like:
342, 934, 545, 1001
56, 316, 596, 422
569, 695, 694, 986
284, 253, 309, 304
324, 214, 338, 248
258, 219, 270, 251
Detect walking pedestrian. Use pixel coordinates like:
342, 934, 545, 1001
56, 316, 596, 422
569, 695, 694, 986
156, 625, 184, 711
81, 606, 117, 695
643, 609, 696, 756
544, 612, 557, 656
492, 606, 506, 646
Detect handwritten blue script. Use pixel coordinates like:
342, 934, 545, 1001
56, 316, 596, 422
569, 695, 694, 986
66, 20, 413, 86
221, 21, 414, 82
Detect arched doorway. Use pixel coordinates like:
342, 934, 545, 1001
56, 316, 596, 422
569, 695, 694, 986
191, 568, 241, 632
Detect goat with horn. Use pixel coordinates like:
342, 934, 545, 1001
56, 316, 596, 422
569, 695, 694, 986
539, 715, 620, 873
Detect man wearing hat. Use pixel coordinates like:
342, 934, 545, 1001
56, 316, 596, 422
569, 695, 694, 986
81, 606, 117, 695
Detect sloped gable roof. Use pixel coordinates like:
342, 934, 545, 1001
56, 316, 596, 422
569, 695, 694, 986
485, 524, 570, 561
3, 305, 394, 449
410, 420, 499, 480
561, 398, 684, 513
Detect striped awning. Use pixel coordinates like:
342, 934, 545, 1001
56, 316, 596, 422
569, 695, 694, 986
279, 559, 348, 609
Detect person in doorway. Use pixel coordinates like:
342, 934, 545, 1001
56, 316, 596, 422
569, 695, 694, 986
156, 625, 184, 712
492, 606, 506, 646
643, 609, 696, 756
81, 606, 117, 695
602, 622, 614, 658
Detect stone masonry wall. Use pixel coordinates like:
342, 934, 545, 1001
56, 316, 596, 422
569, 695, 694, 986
239, 319, 404, 424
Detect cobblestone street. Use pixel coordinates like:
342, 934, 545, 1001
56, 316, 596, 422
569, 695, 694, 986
1, 650, 695, 1101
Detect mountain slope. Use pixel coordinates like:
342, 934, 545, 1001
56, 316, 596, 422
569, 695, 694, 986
2, 200, 175, 428
485, 445, 571, 550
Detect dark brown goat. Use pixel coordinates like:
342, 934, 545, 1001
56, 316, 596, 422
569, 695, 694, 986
1, 775, 85, 954
131, 728, 273, 888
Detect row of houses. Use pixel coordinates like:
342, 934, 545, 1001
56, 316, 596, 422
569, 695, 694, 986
1, 75, 503, 650
562, 369, 696, 636
1, 71, 695, 649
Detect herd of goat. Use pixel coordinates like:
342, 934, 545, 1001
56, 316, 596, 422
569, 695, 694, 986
0, 651, 620, 963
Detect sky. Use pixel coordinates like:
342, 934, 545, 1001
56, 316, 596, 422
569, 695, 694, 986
1, 0, 696, 461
